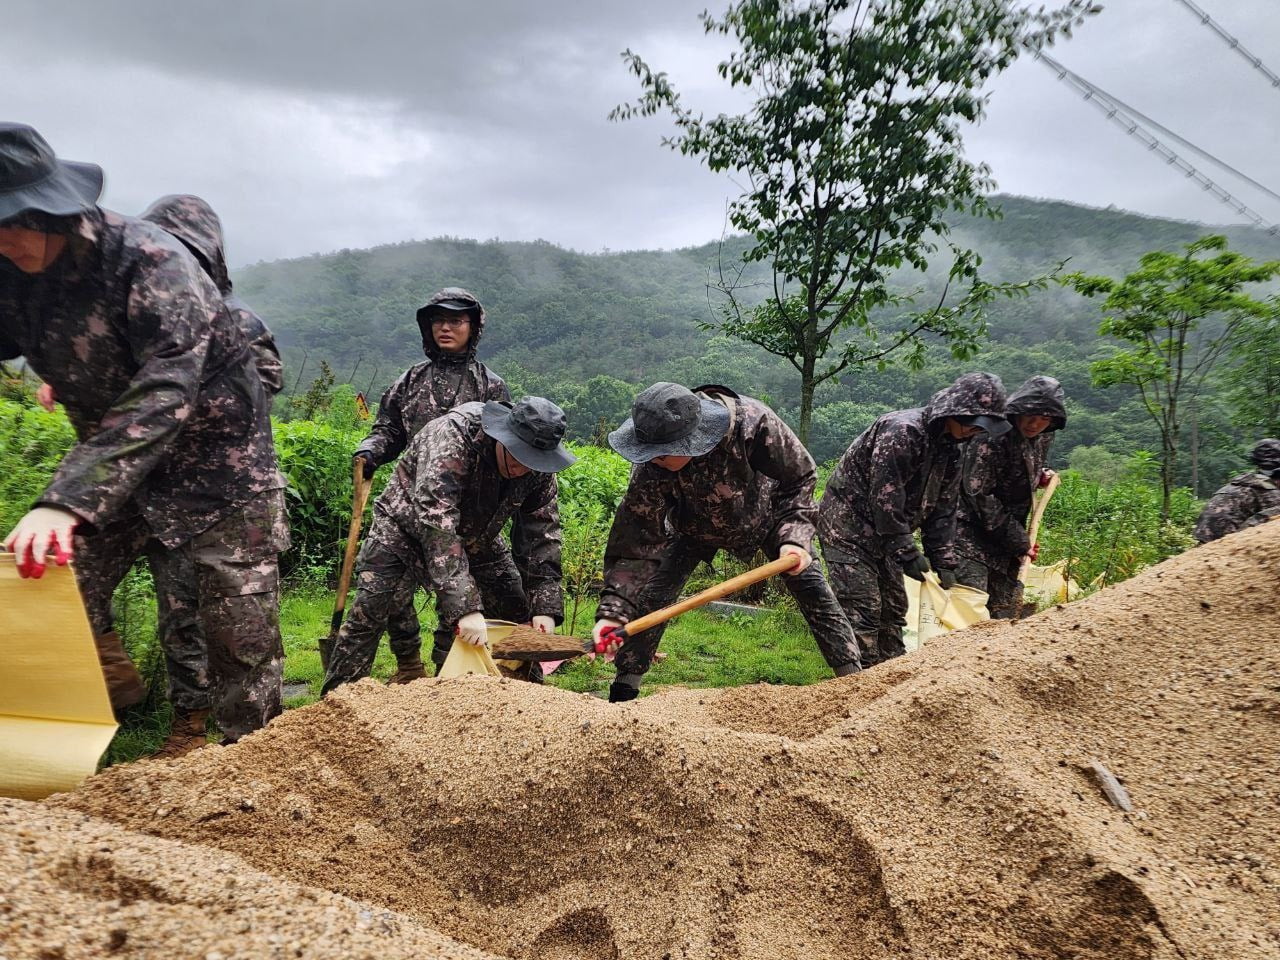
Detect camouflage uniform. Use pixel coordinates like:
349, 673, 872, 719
597, 386, 861, 686
954, 376, 1066, 619
139, 195, 286, 713
323, 402, 562, 693
1195, 438, 1280, 543
0, 207, 288, 741
353, 288, 509, 667
817, 373, 1007, 665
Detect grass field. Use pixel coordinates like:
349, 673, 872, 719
106, 582, 835, 765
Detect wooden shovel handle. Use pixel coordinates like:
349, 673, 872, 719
331, 459, 373, 629
623, 553, 802, 637
1018, 471, 1061, 584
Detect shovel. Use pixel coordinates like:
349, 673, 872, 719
586, 553, 803, 655
1017, 470, 1061, 585
318, 460, 374, 671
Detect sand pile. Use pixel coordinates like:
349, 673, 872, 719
7, 522, 1278, 958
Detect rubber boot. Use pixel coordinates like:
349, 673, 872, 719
609, 673, 643, 703
94, 630, 146, 713
389, 654, 427, 685
834, 661, 862, 677
153, 708, 211, 759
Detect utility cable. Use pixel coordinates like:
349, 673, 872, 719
1033, 49, 1280, 235
1171, 0, 1280, 90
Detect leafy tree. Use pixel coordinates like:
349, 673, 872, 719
1067, 236, 1280, 518
611, 0, 1098, 440
1223, 298, 1280, 438
291, 360, 337, 421
562, 374, 638, 444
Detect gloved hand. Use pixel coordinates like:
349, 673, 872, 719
778, 543, 811, 575
1027, 542, 1040, 562
3, 506, 78, 579
1038, 468, 1055, 489
900, 551, 931, 583
531, 615, 555, 634
455, 611, 488, 647
593, 618, 623, 656
353, 452, 378, 481
36, 383, 57, 412
936, 567, 957, 590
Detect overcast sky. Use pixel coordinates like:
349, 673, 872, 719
6, 0, 1279, 266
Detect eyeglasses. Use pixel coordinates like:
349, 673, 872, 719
430, 315, 472, 328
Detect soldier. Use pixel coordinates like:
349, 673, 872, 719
352, 287, 509, 682
817, 372, 1008, 667
954, 375, 1067, 619
0, 123, 288, 744
1194, 439, 1280, 543
322, 397, 574, 695
594, 383, 862, 704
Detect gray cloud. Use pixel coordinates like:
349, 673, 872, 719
5, 0, 1279, 265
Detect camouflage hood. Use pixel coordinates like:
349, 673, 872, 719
1005, 375, 1067, 431
1250, 438, 1280, 471
923, 372, 1007, 430
140, 195, 232, 296
415, 286, 486, 361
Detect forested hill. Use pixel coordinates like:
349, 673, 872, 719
235, 195, 1280, 486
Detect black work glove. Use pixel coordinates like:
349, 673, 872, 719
936, 567, 957, 590
353, 452, 378, 481
900, 551, 931, 582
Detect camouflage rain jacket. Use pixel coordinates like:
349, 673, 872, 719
372, 401, 562, 624
141, 194, 283, 395
1194, 472, 1280, 543
597, 385, 817, 624
0, 208, 281, 547
955, 375, 1066, 573
355, 287, 509, 467
817, 372, 1008, 568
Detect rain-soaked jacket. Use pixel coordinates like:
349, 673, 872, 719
140, 194, 283, 394
371, 401, 562, 625
955, 375, 1066, 573
1194, 472, 1280, 543
0, 208, 280, 547
597, 385, 817, 624
355, 287, 509, 467
817, 372, 1008, 568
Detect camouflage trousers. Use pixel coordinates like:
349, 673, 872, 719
953, 556, 1022, 620
611, 539, 861, 691
822, 545, 909, 668
74, 490, 289, 740
383, 585, 426, 662
148, 545, 210, 711
322, 523, 530, 695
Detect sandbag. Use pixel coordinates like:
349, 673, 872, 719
904, 574, 991, 651
437, 641, 503, 679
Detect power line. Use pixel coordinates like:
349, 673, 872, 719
1171, 0, 1280, 90
1033, 49, 1280, 235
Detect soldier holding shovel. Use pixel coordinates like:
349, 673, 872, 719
594, 383, 862, 704
954, 375, 1067, 619
322, 397, 575, 695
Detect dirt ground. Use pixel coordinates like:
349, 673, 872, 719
3, 521, 1277, 959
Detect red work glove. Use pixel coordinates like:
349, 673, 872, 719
4, 506, 78, 579
1038, 469, 1055, 489
592, 618, 623, 657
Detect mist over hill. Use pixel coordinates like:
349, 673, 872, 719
236, 194, 1280, 487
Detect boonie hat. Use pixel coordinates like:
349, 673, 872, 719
481, 397, 576, 473
0, 123, 103, 223
608, 382, 732, 463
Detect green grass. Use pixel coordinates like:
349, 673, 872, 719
102, 582, 835, 765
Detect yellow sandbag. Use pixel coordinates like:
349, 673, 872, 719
903, 574, 991, 651
438, 639, 503, 679
0, 557, 117, 800
1022, 560, 1083, 605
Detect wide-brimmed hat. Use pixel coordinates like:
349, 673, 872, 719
0, 123, 103, 223
481, 397, 576, 473
608, 382, 732, 463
